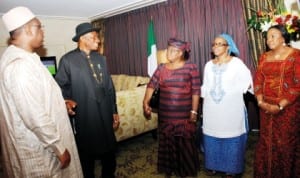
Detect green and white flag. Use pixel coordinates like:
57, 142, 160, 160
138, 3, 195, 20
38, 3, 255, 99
147, 19, 157, 77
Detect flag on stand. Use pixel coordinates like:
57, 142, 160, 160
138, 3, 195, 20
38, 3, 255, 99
147, 19, 157, 77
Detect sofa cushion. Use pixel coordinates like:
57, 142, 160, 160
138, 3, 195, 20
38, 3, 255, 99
114, 86, 157, 141
111, 74, 149, 91
111, 74, 125, 91
111, 74, 157, 142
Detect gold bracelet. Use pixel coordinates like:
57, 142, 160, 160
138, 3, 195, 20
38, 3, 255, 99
190, 110, 198, 115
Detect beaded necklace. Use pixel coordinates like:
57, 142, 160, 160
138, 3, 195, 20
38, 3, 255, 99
86, 54, 102, 84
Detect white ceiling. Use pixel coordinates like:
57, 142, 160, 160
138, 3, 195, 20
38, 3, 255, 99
0, 0, 166, 20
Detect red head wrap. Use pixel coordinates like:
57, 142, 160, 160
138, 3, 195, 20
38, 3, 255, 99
168, 38, 191, 52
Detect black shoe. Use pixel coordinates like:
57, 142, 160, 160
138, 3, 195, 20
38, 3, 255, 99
205, 169, 217, 176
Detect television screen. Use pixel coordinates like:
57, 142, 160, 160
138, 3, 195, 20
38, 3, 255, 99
40, 56, 57, 77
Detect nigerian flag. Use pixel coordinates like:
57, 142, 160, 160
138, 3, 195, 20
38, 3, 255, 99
147, 19, 157, 77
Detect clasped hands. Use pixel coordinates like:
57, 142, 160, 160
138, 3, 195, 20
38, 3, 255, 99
258, 101, 281, 115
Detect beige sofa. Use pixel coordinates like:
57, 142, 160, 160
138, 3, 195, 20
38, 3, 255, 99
111, 74, 158, 142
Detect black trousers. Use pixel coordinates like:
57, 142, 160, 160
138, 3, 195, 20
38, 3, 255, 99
79, 150, 116, 178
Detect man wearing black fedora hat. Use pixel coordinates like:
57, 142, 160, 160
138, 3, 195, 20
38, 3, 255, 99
55, 22, 120, 178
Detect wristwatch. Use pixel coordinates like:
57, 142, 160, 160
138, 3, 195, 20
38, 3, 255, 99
277, 104, 284, 111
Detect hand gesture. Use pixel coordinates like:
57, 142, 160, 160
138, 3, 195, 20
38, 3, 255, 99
65, 99, 77, 115
143, 103, 152, 118
58, 149, 71, 169
113, 114, 120, 130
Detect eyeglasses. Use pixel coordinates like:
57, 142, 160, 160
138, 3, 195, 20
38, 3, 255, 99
212, 43, 228, 47
30, 24, 44, 29
167, 46, 181, 53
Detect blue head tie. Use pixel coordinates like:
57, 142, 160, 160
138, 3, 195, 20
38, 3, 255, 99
219, 33, 239, 56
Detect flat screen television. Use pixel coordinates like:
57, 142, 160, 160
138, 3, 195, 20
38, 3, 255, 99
40, 56, 57, 77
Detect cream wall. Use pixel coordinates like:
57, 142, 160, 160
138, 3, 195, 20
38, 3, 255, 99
0, 16, 88, 65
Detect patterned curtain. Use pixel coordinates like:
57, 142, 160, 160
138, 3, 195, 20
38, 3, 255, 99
241, 0, 279, 67
98, 0, 253, 76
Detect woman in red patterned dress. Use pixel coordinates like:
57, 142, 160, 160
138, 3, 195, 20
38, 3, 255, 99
143, 38, 201, 177
253, 25, 300, 178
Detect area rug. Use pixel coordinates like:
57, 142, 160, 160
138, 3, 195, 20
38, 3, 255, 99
95, 131, 259, 178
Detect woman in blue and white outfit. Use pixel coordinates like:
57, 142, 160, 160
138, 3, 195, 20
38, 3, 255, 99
201, 33, 253, 178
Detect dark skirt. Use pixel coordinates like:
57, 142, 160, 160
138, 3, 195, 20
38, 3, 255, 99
157, 119, 200, 177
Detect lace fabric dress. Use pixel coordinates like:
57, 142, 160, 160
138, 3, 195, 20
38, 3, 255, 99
253, 49, 300, 178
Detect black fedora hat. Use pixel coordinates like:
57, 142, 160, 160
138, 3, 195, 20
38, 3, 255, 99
72, 22, 99, 42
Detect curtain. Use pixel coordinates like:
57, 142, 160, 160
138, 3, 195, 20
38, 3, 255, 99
97, 0, 255, 76
94, 0, 260, 129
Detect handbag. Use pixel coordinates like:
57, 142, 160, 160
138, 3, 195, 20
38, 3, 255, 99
149, 64, 162, 109
149, 87, 160, 109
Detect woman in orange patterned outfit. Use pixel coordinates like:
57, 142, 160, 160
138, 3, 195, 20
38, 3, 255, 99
253, 25, 300, 178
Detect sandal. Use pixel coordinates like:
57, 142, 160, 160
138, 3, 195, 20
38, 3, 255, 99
224, 173, 237, 178
205, 169, 217, 176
